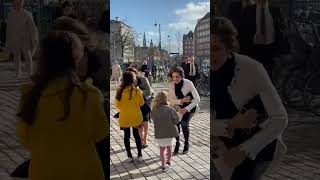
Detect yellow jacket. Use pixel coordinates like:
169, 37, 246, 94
16, 77, 109, 180
115, 86, 144, 128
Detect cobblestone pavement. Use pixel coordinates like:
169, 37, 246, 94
261, 108, 320, 180
110, 83, 211, 180
1, 62, 320, 179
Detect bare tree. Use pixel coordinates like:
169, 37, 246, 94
113, 28, 135, 62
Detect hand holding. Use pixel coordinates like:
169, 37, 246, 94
230, 109, 258, 129
179, 108, 188, 115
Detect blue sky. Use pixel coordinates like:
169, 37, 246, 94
110, 0, 210, 54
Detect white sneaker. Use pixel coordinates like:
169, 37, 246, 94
126, 157, 134, 163
136, 156, 143, 162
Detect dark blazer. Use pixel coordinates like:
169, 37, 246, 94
184, 63, 200, 80
227, 3, 290, 57
180, 62, 187, 71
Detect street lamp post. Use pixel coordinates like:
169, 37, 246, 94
168, 35, 170, 54
154, 21, 161, 50
168, 35, 171, 68
154, 20, 161, 63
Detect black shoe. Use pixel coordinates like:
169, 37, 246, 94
142, 144, 148, 149
183, 146, 189, 154
173, 145, 179, 155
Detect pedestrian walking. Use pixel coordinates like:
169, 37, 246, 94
152, 63, 157, 83
184, 56, 200, 85
112, 61, 122, 86
151, 91, 180, 171
115, 71, 144, 162
227, 0, 290, 77
168, 67, 200, 154
16, 31, 108, 180
6, 0, 38, 77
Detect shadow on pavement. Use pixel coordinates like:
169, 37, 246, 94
111, 157, 160, 176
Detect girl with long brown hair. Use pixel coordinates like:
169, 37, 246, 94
115, 71, 144, 162
16, 31, 108, 180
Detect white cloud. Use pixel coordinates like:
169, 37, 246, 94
146, 31, 157, 38
167, 1, 210, 53
168, 1, 210, 33
135, 1, 210, 53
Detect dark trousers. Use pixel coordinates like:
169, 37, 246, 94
123, 127, 142, 158
175, 113, 194, 152
96, 137, 110, 180
231, 159, 271, 180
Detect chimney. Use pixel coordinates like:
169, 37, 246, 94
115, 17, 119, 21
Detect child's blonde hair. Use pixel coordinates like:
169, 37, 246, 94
153, 91, 169, 109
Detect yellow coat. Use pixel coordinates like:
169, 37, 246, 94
115, 86, 144, 128
16, 77, 109, 180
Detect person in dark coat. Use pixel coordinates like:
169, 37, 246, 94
183, 56, 200, 85
227, 0, 290, 77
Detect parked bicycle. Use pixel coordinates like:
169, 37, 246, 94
195, 69, 210, 97
274, 20, 320, 116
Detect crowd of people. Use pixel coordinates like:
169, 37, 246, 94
212, 0, 290, 179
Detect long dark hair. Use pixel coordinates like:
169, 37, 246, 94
52, 16, 90, 43
52, 16, 100, 79
116, 71, 135, 101
126, 67, 140, 78
169, 67, 185, 79
19, 31, 84, 125
212, 17, 238, 50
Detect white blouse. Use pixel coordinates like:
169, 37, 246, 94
213, 53, 288, 160
168, 78, 200, 112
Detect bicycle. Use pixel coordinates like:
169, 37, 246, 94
196, 70, 210, 97
280, 20, 320, 116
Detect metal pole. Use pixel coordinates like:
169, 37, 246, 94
168, 35, 170, 54
159, 24, 161, 50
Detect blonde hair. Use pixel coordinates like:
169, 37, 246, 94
153, 91, 169, 109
